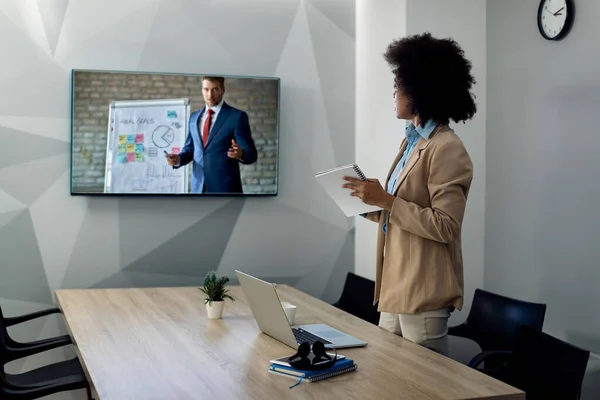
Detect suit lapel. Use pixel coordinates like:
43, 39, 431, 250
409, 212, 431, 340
390, 124, 445, 195
205, 102, 231, 148
391, 139, 423, 195
190, 110, 203, 149
385, 139, 408, 189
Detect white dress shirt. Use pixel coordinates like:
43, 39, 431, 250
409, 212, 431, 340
199, 99, 224, 136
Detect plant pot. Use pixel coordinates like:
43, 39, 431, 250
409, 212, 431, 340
206, 300, 224, 319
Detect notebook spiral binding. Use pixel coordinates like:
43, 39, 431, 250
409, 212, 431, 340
352, 164, 367, 181
310, 364, 358, 383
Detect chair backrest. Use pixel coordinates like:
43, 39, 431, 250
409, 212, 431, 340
333, 272, 380, 325
464, 289, 547, 351
506, 324, 589, 400
0, 307, 8, 342
0, 306, 22, 369
0, 307, 10, 371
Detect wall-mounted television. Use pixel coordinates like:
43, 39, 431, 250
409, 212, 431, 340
70, 69, 279, 196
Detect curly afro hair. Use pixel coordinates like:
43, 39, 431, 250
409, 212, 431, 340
384, 32, 477, 125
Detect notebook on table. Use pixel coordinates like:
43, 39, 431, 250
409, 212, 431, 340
268, 356, 357, 387
315, 163, 382, 217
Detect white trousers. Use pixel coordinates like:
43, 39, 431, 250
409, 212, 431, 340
378, 308, 452, 356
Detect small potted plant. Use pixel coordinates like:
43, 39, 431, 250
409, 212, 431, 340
200, 271, 234, 319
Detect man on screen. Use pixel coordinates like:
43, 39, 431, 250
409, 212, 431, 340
165, 76, 257, 193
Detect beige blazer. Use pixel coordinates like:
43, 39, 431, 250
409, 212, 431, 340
365, 124, 473, 315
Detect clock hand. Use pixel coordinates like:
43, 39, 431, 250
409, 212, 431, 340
553, 6, 564, 16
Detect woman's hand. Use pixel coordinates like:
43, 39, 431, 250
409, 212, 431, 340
342, 176, 395, 211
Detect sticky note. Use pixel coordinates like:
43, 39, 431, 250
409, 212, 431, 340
118, 144, 126, 154
171, 147, 180, 154
126, 153, 135, 162
126, 144, 135, 152
118, 154, 127, 163
135, 153, 144, 162
118, 135, 127, 144
135, 133, 144, 143
127, 134, 135, 144
135, 143, 144, 153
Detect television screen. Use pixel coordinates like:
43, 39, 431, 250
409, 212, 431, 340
70, 69, 279, 196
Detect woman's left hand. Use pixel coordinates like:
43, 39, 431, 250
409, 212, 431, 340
342, 176, 395, 211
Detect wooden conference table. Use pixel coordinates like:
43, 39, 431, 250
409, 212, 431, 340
55, 285, 524, 400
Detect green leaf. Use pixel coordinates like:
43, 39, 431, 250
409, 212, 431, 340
199, 270, 234, 303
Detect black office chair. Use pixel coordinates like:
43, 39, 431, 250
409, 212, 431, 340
1, 307, 73, 364
491, 324, 589, 400
332, 272, 380, 325
448, 288, 547, 369
0, 306, 92, 399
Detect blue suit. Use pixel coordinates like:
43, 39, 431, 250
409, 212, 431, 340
176, 102, 257, 193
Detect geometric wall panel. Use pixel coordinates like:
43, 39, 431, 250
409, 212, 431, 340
0, 154, 68, 206
0, 210, 52, 304
295, 227, 355, 301
307, 0, 355, 39
0, 208, 24, 230
321, 229, 356, 303
29, 171, 88, 293
305, 2, 356, 167
61, 198, 121, 290
37, 0, 71, 56
0, 116, 71, 142
147, 0, 302, 77
118, 197, 230, 268
56, 1, 161, 71
218, 205, 348, 277
124, 199, 245, 276
0, 189, 26, 215
0, 127, 69, 170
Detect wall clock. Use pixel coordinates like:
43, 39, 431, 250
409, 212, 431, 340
537, 0, 575, 41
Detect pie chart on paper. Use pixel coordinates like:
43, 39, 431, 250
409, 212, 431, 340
152, 125, 175, 148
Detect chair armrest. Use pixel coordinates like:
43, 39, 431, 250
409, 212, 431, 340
468, 350, 513, 369
12, 334, 72, 349
3, 375, 88, 398
4, 308, 62, 327
6, 336, 73, 361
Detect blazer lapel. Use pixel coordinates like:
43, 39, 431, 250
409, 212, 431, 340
205, 102, 231, 148
391, 124, 445, 195
385, 139, 408, 189
391, 139, 423, 195
191, 110, 203, 149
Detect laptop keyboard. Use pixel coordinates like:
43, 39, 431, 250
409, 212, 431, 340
292, 327, 332, 345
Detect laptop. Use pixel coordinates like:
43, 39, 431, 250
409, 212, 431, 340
235, 270, 367, 349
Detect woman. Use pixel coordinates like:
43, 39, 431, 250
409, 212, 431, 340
342, 33, 476, 356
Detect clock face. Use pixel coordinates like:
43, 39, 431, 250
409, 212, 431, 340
539, 0, 569, 40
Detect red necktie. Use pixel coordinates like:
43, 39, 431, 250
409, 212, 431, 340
202, 108, 215, 146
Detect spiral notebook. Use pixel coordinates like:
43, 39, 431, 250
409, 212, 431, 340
315, 163, 382, 217
268, 357, 357, 387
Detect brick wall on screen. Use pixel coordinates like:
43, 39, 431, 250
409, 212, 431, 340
72, 71, 279, 193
